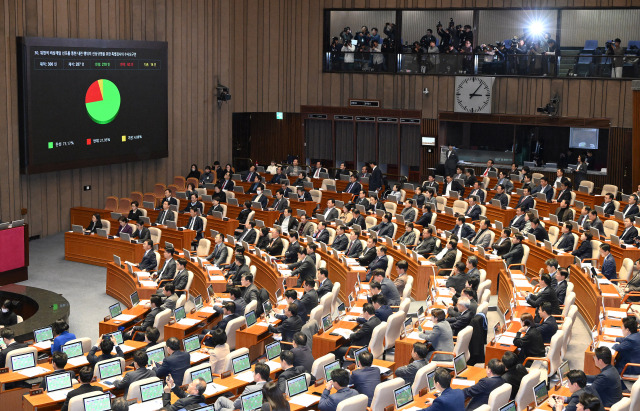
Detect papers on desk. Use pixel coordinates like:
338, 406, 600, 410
330, 328, 354, 339
204, 382, 228, 396
119, 344, 137, 354
190, 351, 209, 363
289, 393, 320, 407
496, 336, 515, 345
178, 318, 201, 326
352, 266, 367, 272
421, 320, 435, 329
603, 327, 624, 337
255, 321, 269, 327
68, 356, 89, 367
420, 260, 434, 266
129, 398, 164, 411
345, 258, 358, 265
435, 278, 447, 287
99, 376, 120, 387
113, 314, 136, 322
373, 365, 391, 374
209, 275, 226, 281
513, 280, 531, 288
510, 273, 527, 280
598, 278, 613, 285
436, 287, 453, 296
342, 315, 359, 322
487, 254, 501, 260
139, 280, 157, 288
136, 272, 151, 279
17, 366, 49, 377
200, 306, 216, 313
402, 407, 422, 411
606, 310, 628, 319
360, 284, 370, 290
280, 270, 292, 277
48, 388, 73, 402
139, 299, 150, 306
597, 341, 618, 351
33, 340, 52, 349
503, 331, 517, 337
234, 370, 255, 382
406, 332, 425, 340
516, 299, 531, 307
264, 360, 281, 371
452, 378, 475, 386
602, 293, 620, 298
349, 306, 363, 314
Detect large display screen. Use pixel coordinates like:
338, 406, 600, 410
569, 128, 599, 150
19, 37, 168, 174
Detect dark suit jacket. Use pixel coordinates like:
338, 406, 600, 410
463, 376, 505, 411
133, 307, 161, 332
556, 189, 572, 204
358, 247, 377, 266
532, 226, 549, 242
447, 308, 472, 336
623, 204, 640, 219
268, 315, 303, 342
416, 211, 433, 228
442, 180, 464, 196
516, 195, 534, 211
236, 228, 257, 244
185, 216, 203, 240
526, 286, 561, 318
532, 316, 558, 344
613, 332, 640, 375
446, 273, 470, 295
451, 224, 474, 240
139, 250, 157, 271
349, 366, 380, 406
172, 269, 189, 291
218, 179, 234, 191
0, 342, 28, 368
514, 327, 546, 363
61, 384, 104, 411
113, 366, 156, 391
332, 234, 348, 251
509, 214, 526, 230
587, 365, 623, 408
344, 181, 362, 195
395, 359, 427, 386
435, 249, 457, 269
155, 209, 175, 224
265, 237, 284, 256
270, 198, 288, 212
317, 279, 333, 299
243, 284, 259, 304
620, 226, 638, 244
350, 316, 382, 346
369, 167, 383, 191
492, 192, 509, 209
227, 263, 250, 286
416, 237, 437, 256
207, 243, 229, 266
300, 289, 319, 315
502, 365, 528, 400
367, 255, 388, 272
602, 201, 616, 215
465, 205, 481, 221
503, 243, 524, 267
314, 229, 330, 244
322, 208, 340, 222
564, 387, 601, 411
277, 215, 299, 233
292, 345, 314, 373
556, 280, 568, 305
277, 365, 313, 394
133, 227, 151, 242
162, 385, 206, 411
572, 240, 592, 261
251, 194, 268, 209
207, 313, 238, 336
427, 388, 466, 411
207, 204, 224, 216
284, 241, 301, 264
289, 256, 316, 281
345, 239, 363, 258
154, 350, 191, 387
555, 233, 575, 252
87, 344, 124, 366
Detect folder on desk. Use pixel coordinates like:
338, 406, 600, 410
614, 211, 624, 220
205, 183, 216, 190
97, 229, 108, 238
227, 198, 239, 206
110, 212, 122, 220
176, 192, 187, 199
255, 219, 265, 228
510, 174, 520, 182
251, 202, 262, 210
140, 216, 150, 225
494, 221, 503, 231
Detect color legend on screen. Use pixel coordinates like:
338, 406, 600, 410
85, 79, 121, 124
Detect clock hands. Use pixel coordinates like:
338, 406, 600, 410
469, 84, 482, 99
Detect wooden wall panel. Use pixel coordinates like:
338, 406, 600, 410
249, 113, 304, 166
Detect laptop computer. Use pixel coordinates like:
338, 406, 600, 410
71, 224, 84, 233
549, 214, 558, 224
183, 335, 201, 353
426, 370, 436, 392
109, 302, 122, 319
110, 212, 122, 220
544, 240, 553, 252
444, 206, 454, 216
558, 360, 570, 385
589, 227, 600, 238
113, 254, 122, 267
97, 358, 122, 384
394, 384, 414, 409
174, 306, 187, 323
138, 380, 164, 408
611, 235, 621, 246
143, 201, 156, 209
211, 211, 223, 220
533, 380, 549, 407
228, 198, 239, 206
286, 373, 309, 398
326, 185, 337, 192
499, 400, 517, 411
245, 310, 257, 327
263, 301, 273, 317
130, 291, 140, 307
191, 366, 214, 384
232, 353, 251, 375
83, 393, 111, 411
96, 228, 108, 238
264, 341, 281, 362
105, 330, 124, 345
527, 233, 537, 244
61, 341, 84, 359
207, 284, 215, 300
453, 353, 467, 376
494, 221, 503, 231
353, 346, 368, 368
321, 314, 333, 332
323, 360, 341, 381
575, 201, 585, 211
166, 220, 177, 229
194, 295, 203, 311
146, 346, 165, 365
45, 371, 72, 393
615, 211, 624, 221
140, 216, 150, 225
176, 192, 187, 199
11, 352, 36, 371
240, 390, 264, 411
34, 326, 54, 344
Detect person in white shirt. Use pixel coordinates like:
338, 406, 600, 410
266, 161, 278, 175
341, 42, 355, 70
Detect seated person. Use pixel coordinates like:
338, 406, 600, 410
215, 362, 269, 411
182, 193, 203, 215
501, 351, 528, 401
113, 350, 156, 393
51, 319, 76, 354
60, 366, 102, 411
88, 334, 124, 366
462, 359, 506, 410
422, 368, 465, 411
586, 346, 623, 408
125, 294, 162, 341
117, 216, 133, 236
40, 351, 75, 389
128, 200, 143, 221
132, 220, 151, 242
513, 313, 546, 364
86, 213, 102, 233
319, 368, 360, 411
0, 299, 17, 326
349, 350, 380, 406
608, 316, 640, 376
161, 375, 206, 410
267, 303, 303, 342
549, 370, 601, 411
397, 222, 417, 246
419, 308, 454, 361
395, 342, 429, 385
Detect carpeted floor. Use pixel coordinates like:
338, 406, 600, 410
19, 233, 593, 369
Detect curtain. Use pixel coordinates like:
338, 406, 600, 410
306, 120, 332, 160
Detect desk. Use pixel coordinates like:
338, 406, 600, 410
65, 232, 144, 267
207, 216, 240, 237
312, 320, 359, 358
236, 323, 274, 361
99, 303, 150, 334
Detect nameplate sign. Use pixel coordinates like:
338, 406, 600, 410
400, 118, 421, 124
307, 114, 327, 119
334, 115, 353, 120
349, 99, 380, 107
355, 116, 375, 122
377, 117, 398, 123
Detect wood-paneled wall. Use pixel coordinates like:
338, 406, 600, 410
249, 113, 304, 165
1, 0, 637, 237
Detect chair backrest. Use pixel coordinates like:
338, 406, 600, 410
336, 393, 369, 411
477, 280, 491, 301
402, 276, 414, 300
301, 320, 318, 349
610, 398, 631, 411
68, 391, 106, 411
613, 200, 620, 212
105, 196, 118, 211
130, 191, 144, 205
370, 377, 405, 411
154, 309, 172, 341
384, 202, 398, 214
579, 180, 594, 194
6, 347, 38, 371
620, 258, 634, 282
365, 216, 377, 229
245, 300, 258, 315
548, 226, 559, 245
309, 305, 323, 328
370, 321, 387, 359
629, 378, 640, 411
454, 326, 474, 361
570, 191, 576, 206
93, 357, 126, 379
225, 316, 246, 350
154, 183, 166, 197
197, 238, 211, 257
565, 282, 574, 299
479, 204, 487, 217
435, 197, 446, 212
182, 362, 213, 385
102, 220, 111, 234
127, 376, 161, 401
330, 282, 341, 313
118, 198, 132, 214
601, 184, 619, 197
412, 228, 420, 246
455, 249, 463, 265
488, 383, 512, 411
477, 302, 489, 316
149, 227, 161, 244
199, 215, 207, 232
521, 244, 530, 266
475, 407, 491, 411
384, 311, 406, 350
221, 347, 249, 374
515, 369, 542, 411
310, 189, 322, 203
398, 298, 411, 314
173, 176, 186, 190
547, 330, 564, 378
560, 316, 574, 358
603, 219, 619, 238
281, 238, 289, 255
64, 337, 93, 354
400, 189, 407, 202
412, 362, 437, 395
326, 227, 336, 245
480, 289, 491, 305
385, 254, 394, 278
591, 239, 602, 260
453, 199, 468, 215
562, 292, 576, 317
310, 353, 336, 381
183, 271, 194, 293
320, 293, 333, 317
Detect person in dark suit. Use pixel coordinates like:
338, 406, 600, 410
319, 368, 360, 411
501, 351, 528, 401
432, 240, 458, 269
349, 350, 380, 406
269, 166, 287, 184
226, 254, 251, 287
161, 374, 207, 411
276, 289, 308, 323
265, 227, 284, 256
601, 193, 616, 215
268, 303, 304, 342
554, 223, 575, 252
331, 225, 349, 251
446, 262, 470, 295
450, 216, 475, 240
355, 190, 370, 210
532, 302, 558, 344
159, 189, 178, 209
423, 175, 439, 194
113, 350, 156, 395
572, 232, 593, 261
284, 232, 301, 264
444, 145, 459, 177
447, 296, 474, 336
335, 303, 381, 361
524, 273, 561, 320
269, 190, 288, 212
368, 161, 383, 192
416, 203, 433, 227
241, 274, 259, 305
371, 269, 401, 305
311, 161, 327, 179
462, 359, 506, 411
555, 269, 569, 305
586, 347, 623, 408
422, 368, 466, 411
530, 218, 549, 242
205, 302, 238, 339
600, 243, 617, 280
291, 332, 314, 373
127, 200, 143, 221
555, 200, 574, 223
296, 186, 313, 202
206, 233, 228, 266
244, 165, 258, 183
465, 196, 481, 221
415, 227, 437, 257
620, 217, 638, 244
322, 199, 340, 222
132, 220, 151, 242
412, 186, 426, 207
300, 279, 319, 317
467, 181, 485, 204
182, 193, 203, 215
622, 194, 640, 219
586, 210, 604, 234
494, 171, 514, 193
86, 212, 103, 233
160, 283, 179, 311
513, 313, 546, 364
236, 221, 258, 244
349, 209, 366, 229
116, 217, 133, 236
251, 187, 268, 209
221, 289, 244, 317
360, 294, 392, 322
212, 186, 226, 203
277, 208, 299, 235
0, 328, 28, 368
218, 172, 235, 191
365, 248, 389, 282
135, 239, 157, 271
317, 268, 333, 299
550, 370, 601, 411
39, 351, 75, 390
358, 237, 378, 266
207, 197, 224, 216
88, 334, 124, 365
516, 186, 534, 211
532, 177, 554, 202
395, 342, 429, 386
553, 180, 572, 205
442, 175, 464, 197
344, 174, 362, 195
503, 234, 525, 268
152, 337, 191, 387
277, 350, 316, 394
125, 294, 162, 341
610, 316, 640, 375
368, 196, 385, 214
289, 248, 316, 286
60, 366, 103, 411
345, 230, 363, 258
172, 258, 190, 294
371, 213, 394, 238
247, 174, 264, 194
155, 200, 175, 225
313, 221, 331, 244
491, 184, 510, 209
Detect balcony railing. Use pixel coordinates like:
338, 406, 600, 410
324, 52, 640, 78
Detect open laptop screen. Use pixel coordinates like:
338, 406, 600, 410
11, 352, 35, 371
61, 341, 83, 358
45, 372, 72, 392
499, 400, 517, 411
140, 380, 164, 402
241, 390, 264, 411
109, 302, 122, 318
286, 374, 308, 397
453, 353, 467, 376
130, 291, 140, 307
266, 341, 281, 360
191, 366, 213, 384
146, 347, 165, 365
324, 360, 341, 381
183, 335, 200, 353
34, 326, 54, 343
232, 353, 251, 374
393, 384, 413, 409
245, 310, 257, 327
98, 359, 122, 380
533, 380, 549, 406
83, 393, 111, 411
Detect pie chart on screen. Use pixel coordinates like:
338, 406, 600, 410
85, 79, 121, 124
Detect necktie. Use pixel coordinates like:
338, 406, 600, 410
247, 173, 251, 182
189, 218, 195, 230
314, 169, 320, 178
223, 181, 227, 189
622, 228, 629, 239
347, 241, 353, 254
160, 211, 166, 224
347, 183, 354, 192
274, 200, 280, 209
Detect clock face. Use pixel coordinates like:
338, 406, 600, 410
454, 76, 493, 114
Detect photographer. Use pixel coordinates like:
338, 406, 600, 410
607, 38, 624, 78
448, 20, 460, 49
460, 25, 473, 45
420, 29, 437, 50
355, 26, 370, 47
528, 41, 543, 75
460, 39, 473, 74
427, 40, 440, 73
436, 21, 450, 51
328, 37, 341, 70
545, 39, 558, 76
370, 27, 381, 46
383, 22, 398, 46
340, 27, 352, 45
371, 40, 384, 71
515, 38, 529, 74
410, 41, 425, 73
341, 41, 355, 71
442, 43, 459, 74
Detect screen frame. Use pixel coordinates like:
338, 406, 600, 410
82, 393, 111, 411
45, 371, 72, 392
98, 358, 122, 380
140, 380, 164, 402
393, 384, 414, 409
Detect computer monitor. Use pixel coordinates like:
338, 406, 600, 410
139, 380, 164, 402
426, 370, 436, 391
45, 371, 72, 392
275, 288, 282, 302
232, 353, 251, 374
11, 352, 35, 371
109, 302, 122, 318
337, 302, 345, 314
353, 346, 368, 368
194, 295, 203, 311
393, 384, 414, 409
453, 353, 467, 376
241, 390, 264, 411
321, 314, 332, 332
558, 361, 570, 385
245, 310, 257, 327
324, 360, 341, 381
98, 358, 122, 380
286, 374, 308, 397
533, 380, 549, 406
263, 301, 273, 316
404, 317, 413, 333
83, 393, 111, 411
146, 347, 165, 365
207, 284, 215, 299
105, 330, 124, 345
33, 326, 54, 343
113, 254, 122, 267
265, 341, 281, 361
499, 400, 517, 411
174, 306, 186, 322
61, 341, 83, 358
183, 335, 200, 353
130, 291, 140, 307
191, 366, 214, 384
